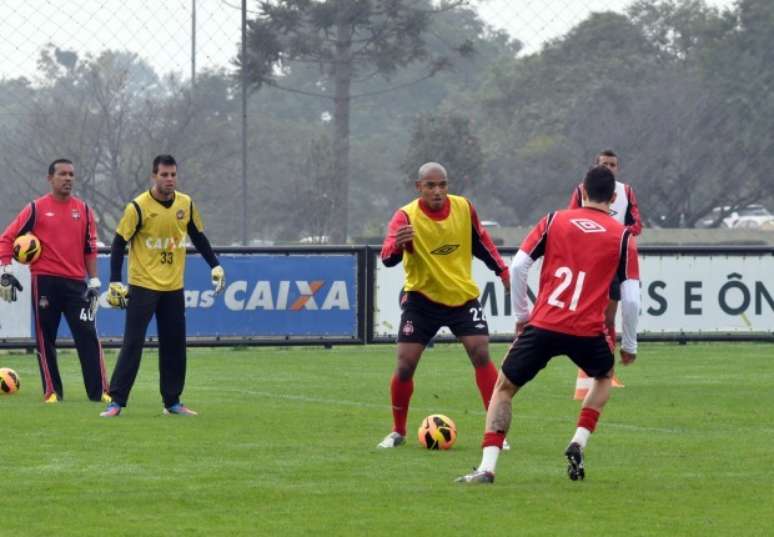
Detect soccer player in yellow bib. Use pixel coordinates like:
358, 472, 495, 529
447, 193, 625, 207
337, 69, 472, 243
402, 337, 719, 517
100, 155, 225, 417
377, 162, 511, 448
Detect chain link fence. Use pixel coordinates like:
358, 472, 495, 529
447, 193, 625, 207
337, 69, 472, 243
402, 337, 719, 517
0, 0, 769, 243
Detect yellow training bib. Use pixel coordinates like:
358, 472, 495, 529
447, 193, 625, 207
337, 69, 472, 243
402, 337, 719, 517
401, 195, 478, 306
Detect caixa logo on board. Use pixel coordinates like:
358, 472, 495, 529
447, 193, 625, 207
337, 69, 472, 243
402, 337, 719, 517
226, 280, 350, 311
182, 280, 351, 311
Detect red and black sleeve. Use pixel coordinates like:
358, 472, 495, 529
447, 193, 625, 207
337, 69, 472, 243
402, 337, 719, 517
380, 209, 410, 267
84, 202, 98, 259
0, 203, 34, 264
520, 212, 555, 260
567, 184, 583, 209
624, 184, 643, 236
469, 201, 509, 280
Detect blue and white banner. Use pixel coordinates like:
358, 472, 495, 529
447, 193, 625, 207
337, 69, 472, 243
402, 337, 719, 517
1, 253, 359, 340
96, 254, 358, 338
372, 252, 774, 338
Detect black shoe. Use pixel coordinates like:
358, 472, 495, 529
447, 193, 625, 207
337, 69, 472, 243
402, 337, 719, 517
565, 442, 585, 481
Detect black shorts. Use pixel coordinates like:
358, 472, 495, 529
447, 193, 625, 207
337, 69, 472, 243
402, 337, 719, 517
397, 292, 488, 346
609, 274, 621, 301
501, 325, 614, 387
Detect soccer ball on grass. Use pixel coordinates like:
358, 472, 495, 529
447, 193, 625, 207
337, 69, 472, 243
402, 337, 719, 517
418, 414, 457, 450
0, 368, 20, 394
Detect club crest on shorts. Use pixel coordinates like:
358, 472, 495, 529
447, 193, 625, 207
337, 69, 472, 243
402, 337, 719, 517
570, 218, 607, 233
39, 296, 49, 309
402, 320, 414, 336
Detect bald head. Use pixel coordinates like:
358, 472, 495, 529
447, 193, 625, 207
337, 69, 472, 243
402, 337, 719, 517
417, 162, 447, 181
415, 162, 449, 211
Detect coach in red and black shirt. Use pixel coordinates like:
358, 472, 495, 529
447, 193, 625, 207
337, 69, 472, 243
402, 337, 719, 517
0, 159, 108, 403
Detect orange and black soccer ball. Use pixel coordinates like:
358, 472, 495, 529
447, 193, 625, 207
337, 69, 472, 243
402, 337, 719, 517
0, 368, 20, 394
13, 233, 42, 264
418, 414, 457, 450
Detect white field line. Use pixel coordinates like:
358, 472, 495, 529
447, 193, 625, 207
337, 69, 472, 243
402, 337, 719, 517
197, 386, 697, 435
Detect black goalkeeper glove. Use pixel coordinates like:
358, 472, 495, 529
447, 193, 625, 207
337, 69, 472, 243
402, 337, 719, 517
84, 277, 101, 318
0, 267, 23, 303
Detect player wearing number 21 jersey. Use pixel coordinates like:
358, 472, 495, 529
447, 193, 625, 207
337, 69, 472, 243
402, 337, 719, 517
520, 202, 640, 341
456, 165, 640, 484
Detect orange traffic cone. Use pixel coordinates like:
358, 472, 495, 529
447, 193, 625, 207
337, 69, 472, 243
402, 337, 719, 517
573, 369, 624, 400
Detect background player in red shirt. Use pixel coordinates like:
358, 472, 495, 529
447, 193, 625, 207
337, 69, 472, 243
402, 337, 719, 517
0, 159, 109, 403
457, 165, 640, 483
377, 162, 510, 448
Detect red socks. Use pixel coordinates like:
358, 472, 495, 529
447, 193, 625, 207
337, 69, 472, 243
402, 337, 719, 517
390, 375, 414, 436
482, 431, 505, 449
390, 361, 497, 437
475, 361, 498, 409
577, 407, 601, 432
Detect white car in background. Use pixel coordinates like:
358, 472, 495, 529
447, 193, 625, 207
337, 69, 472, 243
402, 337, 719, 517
725, 205, 774, 229
698, 204, 774, 229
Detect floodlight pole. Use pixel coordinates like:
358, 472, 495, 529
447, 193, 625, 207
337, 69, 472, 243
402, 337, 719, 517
241, 0, 248, 245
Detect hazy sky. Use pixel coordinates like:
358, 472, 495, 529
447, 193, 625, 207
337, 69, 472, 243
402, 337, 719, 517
0, 0, 737, 81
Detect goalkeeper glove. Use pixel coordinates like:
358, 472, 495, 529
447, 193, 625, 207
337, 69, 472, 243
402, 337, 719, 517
107, 282, 128, 309
211, 265, 225, 295
0, 265, 23, 302
84, 277, 101, 318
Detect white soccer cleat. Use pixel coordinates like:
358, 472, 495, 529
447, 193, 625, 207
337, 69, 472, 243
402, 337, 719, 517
502, 439, 511, 451
455, 469, 495, 484
377, 432, 406, 448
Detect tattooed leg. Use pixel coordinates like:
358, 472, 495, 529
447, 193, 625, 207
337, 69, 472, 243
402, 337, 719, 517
485, 371, 519, 434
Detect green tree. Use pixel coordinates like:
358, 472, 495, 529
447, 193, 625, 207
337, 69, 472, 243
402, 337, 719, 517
401, 113, 483, 194
0, 47, 244, 241
239, 0, 471, 242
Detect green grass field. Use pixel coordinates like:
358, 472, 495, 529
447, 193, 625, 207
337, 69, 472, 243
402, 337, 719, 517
2, 342, 772, 536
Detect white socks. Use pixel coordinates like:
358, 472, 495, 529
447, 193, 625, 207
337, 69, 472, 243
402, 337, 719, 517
570, 427, 591, 449
477, 446, 501, 474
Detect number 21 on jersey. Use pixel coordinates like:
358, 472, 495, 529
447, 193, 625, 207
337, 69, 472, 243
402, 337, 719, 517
547, 267, 586, 311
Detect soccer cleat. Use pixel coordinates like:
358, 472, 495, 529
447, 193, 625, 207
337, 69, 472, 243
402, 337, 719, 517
101, 392, 112, 404
502, 439, 511, 451
455, 469, 495, 484
376, 432, 406, 448
44, 393, 59, 403
565, 442, 585, 481
163, 403, 198, 416
100, 402, 122, 417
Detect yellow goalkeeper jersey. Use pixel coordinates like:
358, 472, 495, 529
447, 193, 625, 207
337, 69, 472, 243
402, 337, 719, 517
116, 190, 204, 291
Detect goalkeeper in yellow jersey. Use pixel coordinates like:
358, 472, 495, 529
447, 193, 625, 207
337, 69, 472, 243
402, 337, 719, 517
100, 154, 225, 417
